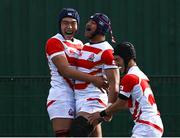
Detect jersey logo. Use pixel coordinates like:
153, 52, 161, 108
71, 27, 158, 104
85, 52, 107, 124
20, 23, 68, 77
67, 49, 81, 58
69, 49, 75, 54
87, 53, 95, 62
68, 108, 74, 116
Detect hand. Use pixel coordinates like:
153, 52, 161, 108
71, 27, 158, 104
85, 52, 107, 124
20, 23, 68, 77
92, 76, 109, 92
88, 112, 113, 126
88, 112, 102, 126
103, 114, 113, 122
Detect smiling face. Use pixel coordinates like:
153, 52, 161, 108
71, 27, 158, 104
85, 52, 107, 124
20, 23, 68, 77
84, 19, 97, 39
60, 17, 78, 40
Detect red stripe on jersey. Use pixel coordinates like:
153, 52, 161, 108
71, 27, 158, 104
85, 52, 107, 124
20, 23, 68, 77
121, 74, 139, 93
89, 68, 102, 75
77, 59, 102, 69
136, 110, 142, 120
47, 100, 56, 108
66, 56, 77, 66
148, 94, 156, 105
75, 69, 102, 89
157, 111, 161, 116
74, 83, 90, 89
128, 99, 133, 107
83, 45, 102, 54
136, 119, 163, 133
46, 38, 64, 56
101, 49, 116, 65
87, 98, 107, 107
63, 41, 83, 50
140, 79, 150, 92
132, 101, 139, 120
63, 77, 74, 90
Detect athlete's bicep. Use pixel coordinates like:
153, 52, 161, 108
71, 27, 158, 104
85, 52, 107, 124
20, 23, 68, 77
52, 54, 70, 74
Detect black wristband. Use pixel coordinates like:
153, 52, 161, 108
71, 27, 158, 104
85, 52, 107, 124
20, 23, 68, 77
100, 110, 108, 117
118, 93, 129, 100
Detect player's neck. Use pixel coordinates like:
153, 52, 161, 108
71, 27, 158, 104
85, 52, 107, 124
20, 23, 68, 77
90, 35, 105, 43
126, 60, 137, 71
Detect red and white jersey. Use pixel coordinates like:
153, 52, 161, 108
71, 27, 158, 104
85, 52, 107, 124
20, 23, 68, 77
74, 41, 117, 101
120, 66, 163, 132
45, 33, 83, 101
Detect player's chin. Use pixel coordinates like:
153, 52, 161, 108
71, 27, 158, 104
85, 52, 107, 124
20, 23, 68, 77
64, 34, 74, 40
84, 31, 92, 38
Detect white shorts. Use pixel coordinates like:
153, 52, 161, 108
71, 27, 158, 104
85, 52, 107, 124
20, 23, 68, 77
131, 122, 163, 138
47, 100, 75, 120
75, 97, 108, 114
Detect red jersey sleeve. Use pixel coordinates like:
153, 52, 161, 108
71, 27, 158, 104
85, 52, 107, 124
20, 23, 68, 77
45, 38, 65, 56
120, 74, 139, 97
101, 49, 116, 65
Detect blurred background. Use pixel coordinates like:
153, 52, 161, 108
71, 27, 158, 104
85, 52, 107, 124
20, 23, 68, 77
0, 0, 179, 136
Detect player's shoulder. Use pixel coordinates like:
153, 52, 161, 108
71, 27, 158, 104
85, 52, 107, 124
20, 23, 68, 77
46, 33, 61, 43
121, 74, 139, 85
99, 41, 113, 50
73, 38, 83, 45
87, 41, 113, 51
123, 74, 139, 80
72, 38, 84, 49
128, 66, 149, 81
46, 37, 62, 48
45, 34, 64, 54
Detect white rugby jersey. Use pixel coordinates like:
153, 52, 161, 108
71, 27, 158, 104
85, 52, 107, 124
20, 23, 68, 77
45, 33, 83, 100
120, 66, 163, 133
74, 41, 118, 102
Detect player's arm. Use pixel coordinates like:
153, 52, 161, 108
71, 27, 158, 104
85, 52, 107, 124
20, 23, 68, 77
53, 54, 93, 81
46, 38, 107, 88
88, 95, 128, 125
88, 74, 136, 125
102, 49, 120, 103
98, 74, 137, 117
104, 68, 119, 103
52, 54, 106, 88
102, 95, 128, 116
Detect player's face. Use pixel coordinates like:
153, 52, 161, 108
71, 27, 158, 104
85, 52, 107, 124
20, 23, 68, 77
60, 17, 78, 40
114, 55, 125, 73
84, 19, 97, 38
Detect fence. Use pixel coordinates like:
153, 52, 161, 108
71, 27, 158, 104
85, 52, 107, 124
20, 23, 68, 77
0, 76, 179, 136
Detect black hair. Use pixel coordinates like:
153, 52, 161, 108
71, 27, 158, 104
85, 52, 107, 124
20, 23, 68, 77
114, 42, 136, 72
